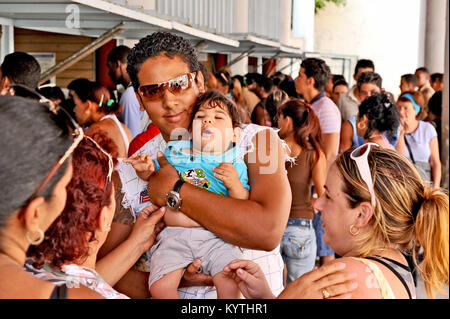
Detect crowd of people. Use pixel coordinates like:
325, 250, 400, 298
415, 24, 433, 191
0, 31, 448, 300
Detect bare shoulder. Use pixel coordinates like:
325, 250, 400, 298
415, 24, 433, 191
121, 122, 133, 140
341, 120, 353, 131
327, 258, 383, 299
0, 265, 55, 298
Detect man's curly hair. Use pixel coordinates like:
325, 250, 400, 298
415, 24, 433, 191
127, 32, 201, 92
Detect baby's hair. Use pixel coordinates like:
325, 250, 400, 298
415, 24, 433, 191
191, 90, 241, 128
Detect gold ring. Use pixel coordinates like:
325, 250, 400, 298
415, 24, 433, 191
321, 288, 331, 299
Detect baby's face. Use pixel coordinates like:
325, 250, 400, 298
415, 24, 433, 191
192, 103, 236, 154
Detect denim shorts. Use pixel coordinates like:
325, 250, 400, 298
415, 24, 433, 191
281, 218, 317, 284
313, 211, 335, 257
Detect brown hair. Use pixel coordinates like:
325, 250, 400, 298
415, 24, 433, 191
398, 90, 427, 120
278, 99, 323, 165
87, 83, 122, 116
335, 146, 449, 298
191, 90, 241, 128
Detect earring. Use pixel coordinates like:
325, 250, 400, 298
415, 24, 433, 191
357, 122, 366, 130
349, 225, 360, 236
26, 229, 45, 246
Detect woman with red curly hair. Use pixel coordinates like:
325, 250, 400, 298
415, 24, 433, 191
26, 132, 165, 298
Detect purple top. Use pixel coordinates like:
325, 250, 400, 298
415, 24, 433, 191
310, 92, 341, 135
404, 121, 437, 162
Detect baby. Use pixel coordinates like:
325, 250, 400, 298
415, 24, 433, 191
125, 90, 249, 299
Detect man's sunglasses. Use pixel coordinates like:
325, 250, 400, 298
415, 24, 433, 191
138, 72, 196, 101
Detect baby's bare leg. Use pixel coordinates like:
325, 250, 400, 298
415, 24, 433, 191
150, 268, 184, 299
213, 271, 241, 299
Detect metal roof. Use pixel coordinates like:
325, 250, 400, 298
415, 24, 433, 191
0, 0, 304, 58
0, 0, 239, 48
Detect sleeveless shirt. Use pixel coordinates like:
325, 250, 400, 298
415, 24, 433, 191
99, 114, 130, 155
285, 149, 315, 219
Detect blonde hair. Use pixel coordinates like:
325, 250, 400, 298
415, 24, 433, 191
335, 146, 449, 298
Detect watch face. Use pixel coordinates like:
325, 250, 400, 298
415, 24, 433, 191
167, 191, 181, 209
168, 197, 177, 207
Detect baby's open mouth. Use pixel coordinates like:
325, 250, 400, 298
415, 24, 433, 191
202, 129, 214, 137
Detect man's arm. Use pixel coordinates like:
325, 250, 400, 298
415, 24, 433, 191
322, 132, 340, 168
147, 129, 292, 251
119, 90, 143, 138
339, 121, 353, 154
96, 172, 150, 298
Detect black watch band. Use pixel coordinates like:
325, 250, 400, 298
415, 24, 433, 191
172, 179, 185, 193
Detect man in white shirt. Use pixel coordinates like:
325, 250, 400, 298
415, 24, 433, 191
107, 45, 150, 138
338, 59, 374, 122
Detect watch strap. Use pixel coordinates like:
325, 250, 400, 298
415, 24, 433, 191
172, 179, 185, 193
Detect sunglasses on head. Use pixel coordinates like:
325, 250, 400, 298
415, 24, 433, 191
84, 136, 114, 190
350, 143, 379, 208
14, 84, 85, 201
138, 72, 196, 101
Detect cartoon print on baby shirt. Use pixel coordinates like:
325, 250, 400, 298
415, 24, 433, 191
182, 168, 212, 190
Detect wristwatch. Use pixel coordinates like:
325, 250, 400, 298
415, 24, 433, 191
166, 179, 185, 210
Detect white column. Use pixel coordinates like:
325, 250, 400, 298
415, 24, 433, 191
292, 0, 315, 51
232, 0, 249, 33
280, 0, 292, 46
0, 22, 14, 63
229, 53, 248, 76
424, 0, 447, 72
442, 0, 449, 190
257, 56, 263, 74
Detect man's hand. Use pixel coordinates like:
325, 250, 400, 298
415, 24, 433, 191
147, 152, 180, 207
123, 153, 155, 181
179, 259, 214, 287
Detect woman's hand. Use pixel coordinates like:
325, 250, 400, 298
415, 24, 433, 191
222, 260, 275, 299
278, 262, 358, 299
399, 119, 409, 135
179, 259, 214, 287
127, 204, 166, 254
147, 152, 180, 207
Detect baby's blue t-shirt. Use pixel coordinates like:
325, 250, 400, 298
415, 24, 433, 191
154, 140, 249, 196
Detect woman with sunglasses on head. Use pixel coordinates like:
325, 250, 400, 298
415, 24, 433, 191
68, 79, 132, 158
224, 144, 449, 299
102, 31, 358, 299
277, 99, 327, 284
25, 132, 165, 299
354, 93, 400, 149
0, 95, 84, 298
395, 91, 441, 189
